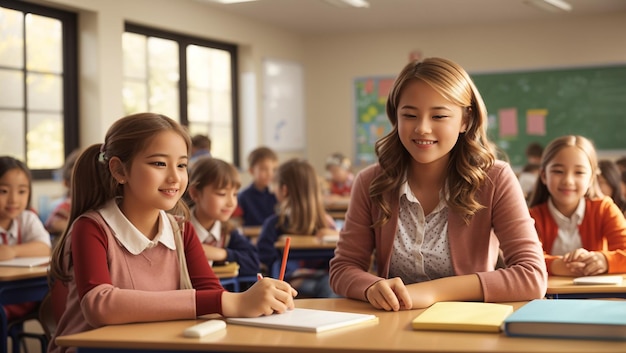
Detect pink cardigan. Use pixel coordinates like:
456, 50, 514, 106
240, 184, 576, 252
329, 160, 547, 303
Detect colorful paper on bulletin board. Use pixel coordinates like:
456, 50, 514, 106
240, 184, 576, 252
354, 77, 394, 166
498, 108, 518, 138
526, 109, 547, 135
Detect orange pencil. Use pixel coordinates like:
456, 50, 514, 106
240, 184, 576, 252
279, 236, 291, 281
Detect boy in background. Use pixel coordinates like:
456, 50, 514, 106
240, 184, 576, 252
189, 134, 212, 170
233, 146, 278, 227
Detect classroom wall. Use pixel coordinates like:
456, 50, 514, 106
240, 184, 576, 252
27, 0, 626, 204
303, 12, 626, 173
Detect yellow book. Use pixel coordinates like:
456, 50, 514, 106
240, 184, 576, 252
411, 302, 514, 333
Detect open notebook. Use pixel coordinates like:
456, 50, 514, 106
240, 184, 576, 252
0, 256, 50, 268
226, 308, 378, 333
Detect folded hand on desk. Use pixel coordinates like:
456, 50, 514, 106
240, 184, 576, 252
562, 249, 608, 276
221, 277, 298, 317
365, 277, 413, 312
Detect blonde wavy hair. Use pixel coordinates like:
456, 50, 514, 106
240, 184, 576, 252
371, 57, 495, 226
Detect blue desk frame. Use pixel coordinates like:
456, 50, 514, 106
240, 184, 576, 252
0, 276, 49, 353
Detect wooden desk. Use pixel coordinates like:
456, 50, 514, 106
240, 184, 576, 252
271, 236, 336, 278
213, 263, 241, 292
547, 274, 626, 299
324, 196, 349, 212
0, 266, 49, 353
275, 235, 336, 250
241, 226, 261, 239
0, 266, 48, 282
55, 298, 626, 353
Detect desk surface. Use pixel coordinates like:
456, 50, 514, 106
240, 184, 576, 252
212, 263, 239, 279
547, 274, 626, 295
56, 298, 626, 353
275, 235, 336, 250
0, 265, 48, 281
241, 226, 261, 238
324, 196, 350, 211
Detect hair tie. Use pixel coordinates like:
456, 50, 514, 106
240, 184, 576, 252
98, 143, 107, 164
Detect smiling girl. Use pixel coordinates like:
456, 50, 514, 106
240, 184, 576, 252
528, 135, 626, 276
329, 57, 547, 311
49, 113, 296, 353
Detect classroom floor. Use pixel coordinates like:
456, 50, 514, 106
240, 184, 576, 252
8, 319, 46, 353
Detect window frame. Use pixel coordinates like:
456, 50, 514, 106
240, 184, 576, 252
0, 0, 79, 180
124, 23, 240, 166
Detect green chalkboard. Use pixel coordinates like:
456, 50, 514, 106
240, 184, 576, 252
471, 65, 626, 166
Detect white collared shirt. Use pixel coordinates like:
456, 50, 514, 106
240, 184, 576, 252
0, 210, 51, 246
547, 197, 585, 255
98, 199, 176, 255
190, 208, 222, 245
388, 181, 454, 284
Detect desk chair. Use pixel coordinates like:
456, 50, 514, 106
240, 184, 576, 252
0, 280, 48, 353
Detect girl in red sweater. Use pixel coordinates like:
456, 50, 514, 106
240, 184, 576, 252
528, 135, 626, 276
49, 113, 296, 353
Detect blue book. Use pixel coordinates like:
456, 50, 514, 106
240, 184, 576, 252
504, 299, 626, 341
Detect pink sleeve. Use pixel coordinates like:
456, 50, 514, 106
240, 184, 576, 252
329, 166, 382, 301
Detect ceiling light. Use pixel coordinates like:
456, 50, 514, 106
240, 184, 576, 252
208, 0, 259, 4
324, 0, 370, 9
524, 0, 572, 12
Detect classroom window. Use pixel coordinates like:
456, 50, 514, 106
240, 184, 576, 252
0, 1, 78, 179
123, 24, 239, 165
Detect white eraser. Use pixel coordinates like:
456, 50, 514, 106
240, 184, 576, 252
183, 319, 226, 338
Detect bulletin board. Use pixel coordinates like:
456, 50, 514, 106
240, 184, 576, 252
471, 65, 626, 166
353, 76, 394, 166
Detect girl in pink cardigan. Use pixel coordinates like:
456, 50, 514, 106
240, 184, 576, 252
48, 113, 296, 353
528, 135, 626, 276
329, 57, 547, 311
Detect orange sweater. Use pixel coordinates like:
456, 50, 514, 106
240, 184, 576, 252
530, 197, 626, 274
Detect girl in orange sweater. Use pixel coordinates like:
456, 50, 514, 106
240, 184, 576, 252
528, 135, 626, 276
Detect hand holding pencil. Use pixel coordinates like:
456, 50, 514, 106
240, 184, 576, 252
222, 237, 297, 317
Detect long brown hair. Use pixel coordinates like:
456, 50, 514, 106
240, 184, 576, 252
528, 135, 602, 208
50, 113, 191, 283
276, 158, 328, 235
371, 57, 494, 226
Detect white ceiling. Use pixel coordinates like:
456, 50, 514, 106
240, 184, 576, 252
194, 0, 626, 36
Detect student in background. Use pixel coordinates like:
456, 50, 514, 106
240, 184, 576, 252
325, 152, 354, 197
518, 142, 543, 200
186, 157, 260, 276
615, 156, 626, 173
45, 148, 81, 238
257, 158, 339, 298
0, 156, 52, 321
598, 159, 626, 215
329, 57, 547, 311
188, 134, 211, 170
528, 135, 626, 277
525, 142, 544, 166
234, 146, 278, 227
48, 113, 296, 353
